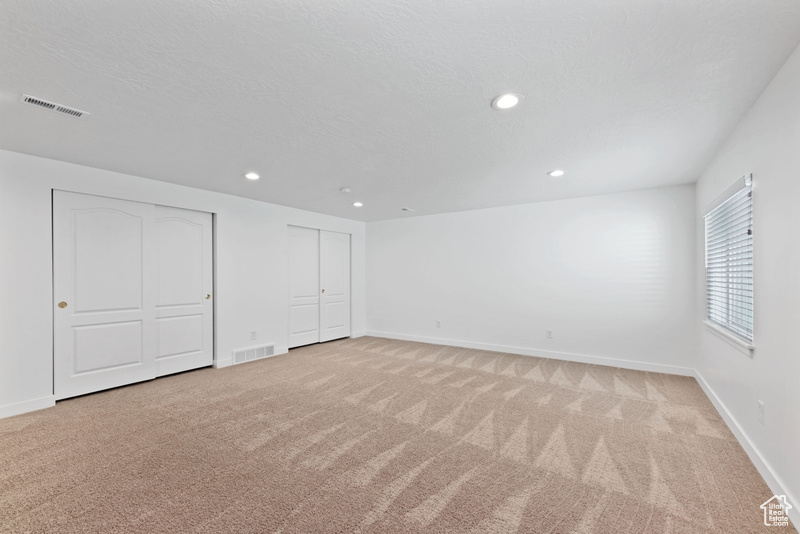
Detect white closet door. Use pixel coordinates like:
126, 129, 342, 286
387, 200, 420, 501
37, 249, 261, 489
288, 226, 320, 348
53, 191, 156, 400
319, 230, 351, 342
154, 206, 213, 376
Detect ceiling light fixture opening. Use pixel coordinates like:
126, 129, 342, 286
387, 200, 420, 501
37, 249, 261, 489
340, 187, 352, 194
353, 202, 363, 207
491, 93, 521, 110
244, 172, 260, 180
548, 169, 565, 177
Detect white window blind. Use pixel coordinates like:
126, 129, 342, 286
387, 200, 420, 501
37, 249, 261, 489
705, 183, 753, 342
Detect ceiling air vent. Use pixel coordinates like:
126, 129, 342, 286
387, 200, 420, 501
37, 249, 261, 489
20, 94, 88, 118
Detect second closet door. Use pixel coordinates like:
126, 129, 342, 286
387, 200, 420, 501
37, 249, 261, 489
288, 226, 350, 348
288, 226, 321, 348
319, 230, 351, 342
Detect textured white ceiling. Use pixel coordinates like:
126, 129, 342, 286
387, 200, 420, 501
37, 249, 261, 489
1, 1, 800, 221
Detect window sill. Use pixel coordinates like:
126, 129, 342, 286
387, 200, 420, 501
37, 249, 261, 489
703, 320, 754, 357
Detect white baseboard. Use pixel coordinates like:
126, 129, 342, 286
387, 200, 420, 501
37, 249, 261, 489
214, 357, 232, 369
0, 395, 55, 419
351, 330, 367, 338
694, 370, 799, 527
365, 330, 695, 376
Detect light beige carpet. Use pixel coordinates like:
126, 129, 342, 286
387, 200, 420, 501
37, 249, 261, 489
0, 337, 792, 533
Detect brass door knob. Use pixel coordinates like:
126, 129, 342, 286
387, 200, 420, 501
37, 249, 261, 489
58, 301, 68, 308
321, 289, 325, 293
205, 294, 211, 300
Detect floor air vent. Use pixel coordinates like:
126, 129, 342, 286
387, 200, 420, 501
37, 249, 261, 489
232, 344, 275, 365
20, 94, 89, 118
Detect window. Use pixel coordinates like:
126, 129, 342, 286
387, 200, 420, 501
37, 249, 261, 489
704, 179, 753, 342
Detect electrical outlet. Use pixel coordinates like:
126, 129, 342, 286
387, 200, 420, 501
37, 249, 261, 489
757, 400, 765, 425
250, 331, 257, 341
436, 320, 441, 328
546, 329, 553, 339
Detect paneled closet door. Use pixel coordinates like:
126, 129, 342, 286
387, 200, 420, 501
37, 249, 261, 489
53, 191, 157, 400
154, 206, 213, 376
288, 226, 320, 348
319, 230, 351, 342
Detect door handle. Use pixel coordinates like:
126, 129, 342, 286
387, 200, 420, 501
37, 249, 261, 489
58, 301, 68, 308
205, 294, 211, 300
321, 289, 325, 294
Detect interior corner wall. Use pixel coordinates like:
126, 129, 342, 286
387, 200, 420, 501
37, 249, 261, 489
0, 149, 367, 418
366, 184, 696, 374
693, 43, 800, 518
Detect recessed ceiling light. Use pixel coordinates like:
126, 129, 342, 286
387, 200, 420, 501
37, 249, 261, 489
244, 172, 260, 180
353, 202, 363, 207
491, 93, 521, 110
340, 187, 352, 194
547, 169, 565, 177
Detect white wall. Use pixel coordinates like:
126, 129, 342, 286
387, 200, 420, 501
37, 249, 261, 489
0, 149, 366, 418
367, 185, 696, 373
694, 43, 800, 520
